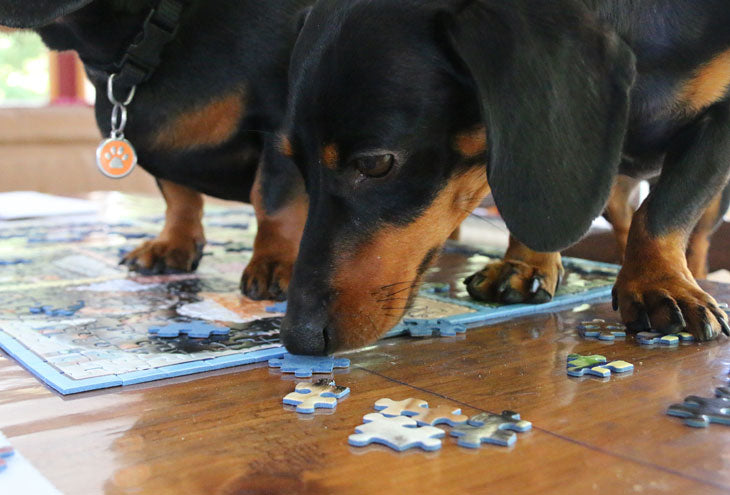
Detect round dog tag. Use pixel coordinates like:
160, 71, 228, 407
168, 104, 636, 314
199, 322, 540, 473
96, 138, 137, 179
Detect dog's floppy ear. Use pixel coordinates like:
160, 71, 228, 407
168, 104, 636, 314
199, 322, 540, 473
0, 0, 94, 28
444, 0, 635, 252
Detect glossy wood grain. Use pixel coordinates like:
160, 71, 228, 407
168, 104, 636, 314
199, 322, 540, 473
0, 254, 729, 494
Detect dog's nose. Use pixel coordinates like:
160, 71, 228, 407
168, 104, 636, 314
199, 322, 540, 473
279, 319, 334, 356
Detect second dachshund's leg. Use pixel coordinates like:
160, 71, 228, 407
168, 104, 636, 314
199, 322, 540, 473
686, 183, 730, 278
465, 235, 564, 304
613, 104, 730, 340
122, 179, 205, 274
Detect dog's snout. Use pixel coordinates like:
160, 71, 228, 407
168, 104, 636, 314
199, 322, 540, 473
280, 319, 334, 356
280, 284, 336, 355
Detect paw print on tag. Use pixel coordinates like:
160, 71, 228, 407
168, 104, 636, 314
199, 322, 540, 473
96, 138, 137, 178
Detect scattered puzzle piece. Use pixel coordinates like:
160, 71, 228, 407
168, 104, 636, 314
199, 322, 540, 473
283, 379, 350, 414
0, 444, 14, 473
348, 413, 445, 451
269, 353, 350, 378
566, 353, 634, 378
422, 282, 450, 294
667, 389, 730, 428
148, 321, 230, 339
373, 398, 468, 426
450, 411, 531, 448
266, 301, 288, 313
29, 301, 85, 317
636, 331, 694, 346
402, 319, 467, 338
374, 398, 428, 417
408, 404, 469, 427
0, 259, 31, 266
578, 319, 627, 341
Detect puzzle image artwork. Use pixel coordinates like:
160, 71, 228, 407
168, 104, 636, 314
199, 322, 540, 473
0, 195, 620, 394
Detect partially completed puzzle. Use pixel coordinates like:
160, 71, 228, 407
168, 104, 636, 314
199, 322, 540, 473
0, 194, 618, 394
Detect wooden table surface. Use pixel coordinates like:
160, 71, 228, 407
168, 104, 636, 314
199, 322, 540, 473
1, 252, 729, 495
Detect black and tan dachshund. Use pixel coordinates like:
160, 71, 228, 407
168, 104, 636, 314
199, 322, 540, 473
275, 0, 730, 354
0, 0, 314, 301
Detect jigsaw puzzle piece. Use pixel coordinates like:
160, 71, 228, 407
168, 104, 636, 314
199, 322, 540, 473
408, 404, 469, 427
566, 354, 607, 377
348, 413, 445, 451
0, 439, 14, 473
148, 321, 230, 339
578, 319, 627, 341
266, 301, 288, 314
269, 353, 351, 378
283, 379, 350, 414
566, 354, 633, 378
636, 331, 694, 346
402, 319, 467, 338
667, 390, 730, 428
450, 411, 531, 448
374, 398, 428, 417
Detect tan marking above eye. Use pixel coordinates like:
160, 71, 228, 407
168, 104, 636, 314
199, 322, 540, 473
278, 134, 294, 158
677, 49, 730, 114
453, 126, 487, 159
153, 90, 246, 150
322, 144, 339, 169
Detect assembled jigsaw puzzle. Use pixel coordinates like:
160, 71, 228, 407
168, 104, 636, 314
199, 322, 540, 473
0, 195, 620, 394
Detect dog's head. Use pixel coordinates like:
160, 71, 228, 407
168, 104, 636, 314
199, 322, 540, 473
0, 0, 96, 28
282, 0, 636, 355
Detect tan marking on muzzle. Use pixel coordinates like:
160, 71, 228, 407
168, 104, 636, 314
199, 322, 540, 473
153, 90, 246, 150
330, 166, 490, 349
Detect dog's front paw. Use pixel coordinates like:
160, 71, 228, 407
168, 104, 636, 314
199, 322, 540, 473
465, 256, 563, 305
122, 236, 204, 275
240, 256, 293, 301
613, 269, 729, 341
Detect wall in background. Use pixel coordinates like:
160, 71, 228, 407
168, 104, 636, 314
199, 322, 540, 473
0, 106, 157, 196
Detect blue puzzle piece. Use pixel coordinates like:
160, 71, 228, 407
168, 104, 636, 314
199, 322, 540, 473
0, 258, 31, 266
266, 301, 288, 314
566, 354, 634, 378
578, 319, 627, 341
0, 444, 14, 473
402, 319, 467, 338
149, 321, 230, 339
29, 301, 85, 317
268, 353, 350, 378
667, 389, 730, 428
283, 379, 351, 413
636, 332, 694, 346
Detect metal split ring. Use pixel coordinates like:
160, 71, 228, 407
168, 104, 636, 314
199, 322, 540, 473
107, 73, 137, 107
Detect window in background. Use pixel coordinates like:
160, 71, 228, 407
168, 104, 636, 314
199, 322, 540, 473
0, 31, 49, 106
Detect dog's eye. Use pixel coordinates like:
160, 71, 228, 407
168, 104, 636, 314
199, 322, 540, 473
354, 154, 395, 178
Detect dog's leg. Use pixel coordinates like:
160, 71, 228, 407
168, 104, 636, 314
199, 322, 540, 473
122, 179, 205, 274
613, 105, 730, 341
465, 235, 564, 304
686, 184, 730, 278
603, 175, 641, 261
240, 139, 307, 301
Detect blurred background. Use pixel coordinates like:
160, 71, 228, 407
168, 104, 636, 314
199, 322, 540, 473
0, 30, 156, 196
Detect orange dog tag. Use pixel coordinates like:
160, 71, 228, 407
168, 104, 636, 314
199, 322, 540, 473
96, 138, 137, 179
